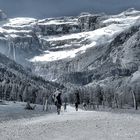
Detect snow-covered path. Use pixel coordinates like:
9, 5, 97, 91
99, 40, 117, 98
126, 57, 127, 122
0, 106, 140, 140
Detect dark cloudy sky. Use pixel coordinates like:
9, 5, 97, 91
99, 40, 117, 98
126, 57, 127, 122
0, 0, 140, 18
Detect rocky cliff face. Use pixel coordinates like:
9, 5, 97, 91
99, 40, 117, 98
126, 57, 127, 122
0, 8, 140, 94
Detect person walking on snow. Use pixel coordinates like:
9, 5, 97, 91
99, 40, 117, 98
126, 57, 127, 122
56, 92, 62, 115
53, 89, 62, 115
63, 97, 68, 111
74, 90, 80, 111
64, 102, 67, 111
83, 102, 87, 110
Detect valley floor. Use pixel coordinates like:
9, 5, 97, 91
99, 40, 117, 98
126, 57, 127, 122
0, 102, 140, 140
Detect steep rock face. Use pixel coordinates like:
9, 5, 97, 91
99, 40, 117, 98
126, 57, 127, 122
37, 17, 80, 36
0, 36, 41, 67
0, 18, 42, 66
78, 13, 105, 31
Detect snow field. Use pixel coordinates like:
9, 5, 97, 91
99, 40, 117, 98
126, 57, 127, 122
0, 102, 140, 140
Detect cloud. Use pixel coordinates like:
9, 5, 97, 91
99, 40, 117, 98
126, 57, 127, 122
0, 0, 140, 18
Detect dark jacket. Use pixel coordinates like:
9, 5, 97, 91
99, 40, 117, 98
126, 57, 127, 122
75, 92, 80, 104
56, 93, 62, 106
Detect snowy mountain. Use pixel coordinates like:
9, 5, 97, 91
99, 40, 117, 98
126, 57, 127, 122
0, 8, 140, 105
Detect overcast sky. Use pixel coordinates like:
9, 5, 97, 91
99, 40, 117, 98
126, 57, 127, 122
0, 0, 140, 18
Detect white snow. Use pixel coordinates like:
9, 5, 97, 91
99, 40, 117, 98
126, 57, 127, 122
103, 14, 140, 25
131, 70, 140, 82
5, 29, 31, 34
0, 27, 5, 33
0, 9, 140, 63
0, 101, 47, 121
0, 102, 140, 140
31, 41, 96, 62
3, 17, 36, 27
38, 17, 78, 26
0, 18, 35, 38
38, 20, 78, 25
31, 13, 140, 62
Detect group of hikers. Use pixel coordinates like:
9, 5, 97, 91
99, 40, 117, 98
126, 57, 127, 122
25, 88, 81, 115
51, 89, 80, 114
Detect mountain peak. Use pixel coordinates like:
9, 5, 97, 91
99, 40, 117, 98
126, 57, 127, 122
120, 8, 140, 16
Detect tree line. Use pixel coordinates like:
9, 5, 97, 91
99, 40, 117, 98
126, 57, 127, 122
67, 84, 140, 110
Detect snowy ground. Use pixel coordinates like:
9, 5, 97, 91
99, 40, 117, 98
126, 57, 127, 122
0, 102, 140, 140
0, 101, 56, 121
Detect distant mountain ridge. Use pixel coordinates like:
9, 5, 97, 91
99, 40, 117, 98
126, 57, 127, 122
0, 0, 140, 18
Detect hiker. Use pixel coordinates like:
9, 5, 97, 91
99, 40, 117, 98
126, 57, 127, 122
64, 102, 67, 111
83, 102, 87, 110
19, 94, 23, 102
75, 102, 78, 111
74, 90, 80, 111
56, 92, 62, 115
63, 97, 68, 111
42, 96, 46, 111
32, 92, 37, 104
53, 89, 62, 115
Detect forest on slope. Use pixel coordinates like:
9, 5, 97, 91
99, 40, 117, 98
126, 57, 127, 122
0, 52, 63, 104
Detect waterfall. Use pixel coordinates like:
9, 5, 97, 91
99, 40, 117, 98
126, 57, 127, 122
8, 41, 11, 58
12, 42, 16, 61
7, 35, 16, 61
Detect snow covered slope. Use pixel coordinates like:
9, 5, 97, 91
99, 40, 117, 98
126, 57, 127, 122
31, 18, 140, 62
29, 9, 140, 62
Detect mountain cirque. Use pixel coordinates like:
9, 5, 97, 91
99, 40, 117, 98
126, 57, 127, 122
0, 8, 140, 103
